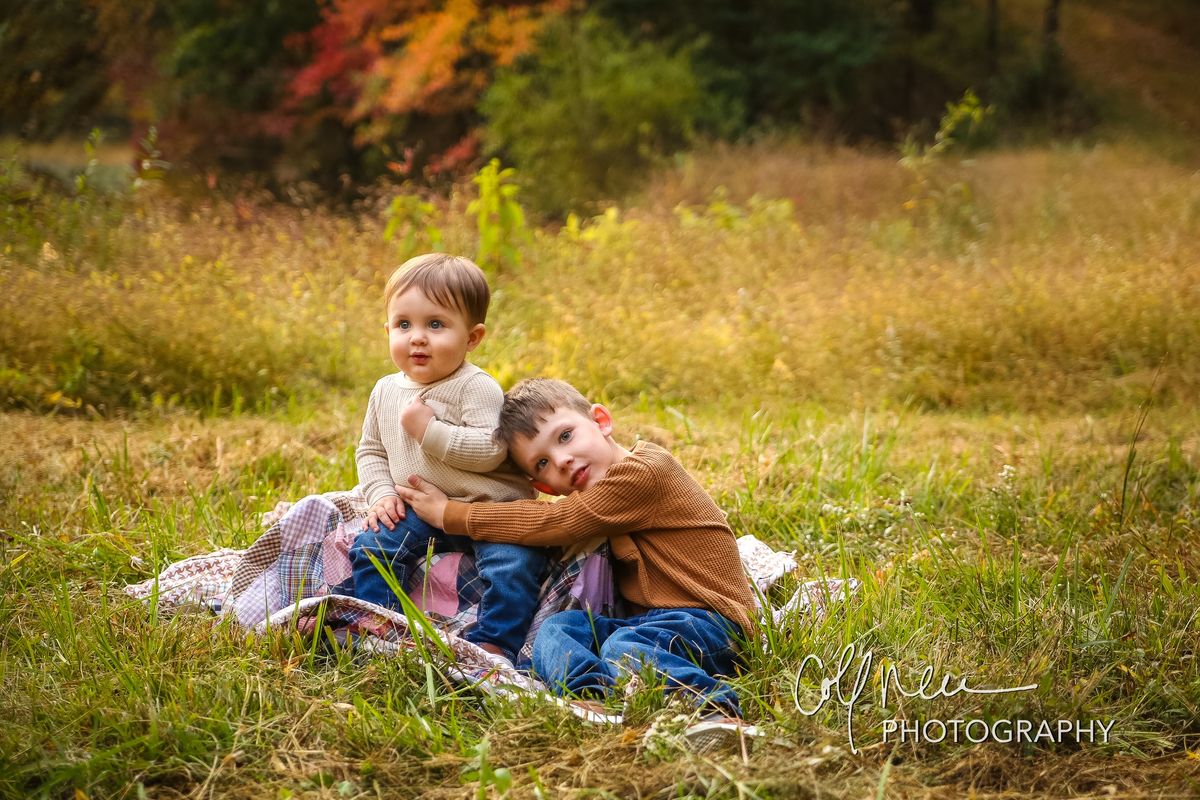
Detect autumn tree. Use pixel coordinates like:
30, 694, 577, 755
285, 0, 567, 178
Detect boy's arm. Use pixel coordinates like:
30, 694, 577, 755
419, 374, 508, 473
356, 385, 401, 507
398, 459, 658, 547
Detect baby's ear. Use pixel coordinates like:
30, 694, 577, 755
466, 322, 486, 351
531, 479, 558, 496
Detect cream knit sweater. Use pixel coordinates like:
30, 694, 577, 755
356, 362, 535, 507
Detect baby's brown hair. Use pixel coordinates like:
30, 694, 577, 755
384, 253, 490, 325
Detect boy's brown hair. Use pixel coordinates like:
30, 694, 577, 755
495, 378, 591, 450
384, 253, 490, 325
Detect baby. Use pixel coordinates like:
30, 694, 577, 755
342, 253, 547, 666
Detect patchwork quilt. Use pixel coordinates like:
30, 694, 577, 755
125, 487, 858, 723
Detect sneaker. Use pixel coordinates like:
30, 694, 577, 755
683, 713, 761, 753
552, 696, 624, 725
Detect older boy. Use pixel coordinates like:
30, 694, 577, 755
343, 254, 547, 666
396, 378, 755, 723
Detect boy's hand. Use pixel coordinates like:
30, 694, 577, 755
365, 496, 406, 532
400, 396, 436, 442
395, 476, 448, 529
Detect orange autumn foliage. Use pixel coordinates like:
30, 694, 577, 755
288, 0, 566, 145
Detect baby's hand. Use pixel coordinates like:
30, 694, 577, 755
400, 396, 436, 442
365, 495, 405, 532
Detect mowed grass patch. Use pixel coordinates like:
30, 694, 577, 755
2, 402, 1197, 797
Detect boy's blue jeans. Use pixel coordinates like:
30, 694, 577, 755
531, 607, 743, 716
343, 509, 548, 663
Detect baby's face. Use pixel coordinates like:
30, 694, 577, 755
509, 406, 619, 495
385, 288, 483, 384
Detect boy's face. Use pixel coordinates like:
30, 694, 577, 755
386, 287, 484, 384
509, 405, 620, 495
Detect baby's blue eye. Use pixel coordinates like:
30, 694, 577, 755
398, 320, 410, 329
430, 320, 442, 329
559, 430, 572, 443
535, 458, 547, 471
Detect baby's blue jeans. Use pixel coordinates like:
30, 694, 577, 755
341, 509, 548, 664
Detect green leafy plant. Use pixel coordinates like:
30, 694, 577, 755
384, 193, 444, 258
468, 159, 528, 274
461, 738, 512, 799
133, 126, 170, 190
929, 89, 995, 157
899, 90, 995, 246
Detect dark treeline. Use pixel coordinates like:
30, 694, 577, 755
1, 0, 1074, 211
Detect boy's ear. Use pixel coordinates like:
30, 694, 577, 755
466, 323, 486, 351
590, 404, 614, 436
530, 479, 559, 496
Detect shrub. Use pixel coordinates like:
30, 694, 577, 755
481, 12, 705, 216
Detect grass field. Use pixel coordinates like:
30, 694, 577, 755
2, 400, 1198, 797
3, 117, 1200, 797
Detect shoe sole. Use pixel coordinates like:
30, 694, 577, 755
683, 720, 761, 753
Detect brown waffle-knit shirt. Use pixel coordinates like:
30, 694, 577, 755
442, 441, 755, 635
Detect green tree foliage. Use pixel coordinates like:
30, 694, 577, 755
590, 0, 1046, 140
164, 0, 320, 115
0, 0, 109, 138
593, 0, 890, 129
147, 0, 324, 170
481, 13, 704, 215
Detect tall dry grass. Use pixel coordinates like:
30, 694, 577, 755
498, 141, 1200, 409
2, 141, 1198, 413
